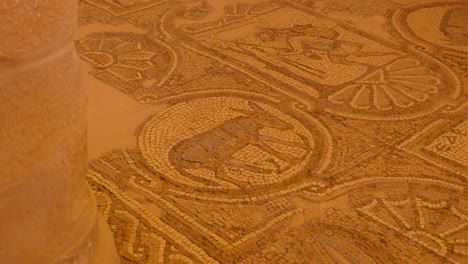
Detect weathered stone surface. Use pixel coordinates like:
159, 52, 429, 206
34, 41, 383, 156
0, 0, 118, 263
0, 0, 77, 60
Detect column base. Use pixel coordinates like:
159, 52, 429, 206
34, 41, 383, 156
89, 216, 120, 264
56, 187, 120, 264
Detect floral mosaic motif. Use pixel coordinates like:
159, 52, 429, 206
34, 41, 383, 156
328, 59, 441, 111
357, 197, 468, 263
78, 35, 157, 81
76, 33, 172, 94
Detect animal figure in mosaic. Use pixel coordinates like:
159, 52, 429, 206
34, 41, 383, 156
169, 101, 309, 187
440, 7, 468, 46
255, 24, 398, 66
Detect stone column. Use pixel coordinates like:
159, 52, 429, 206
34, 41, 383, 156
0, 1, 119, 263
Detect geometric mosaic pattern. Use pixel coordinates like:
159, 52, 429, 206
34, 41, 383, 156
78, 0, 468, 263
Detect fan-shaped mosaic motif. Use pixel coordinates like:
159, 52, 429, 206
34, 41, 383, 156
328, 59, 441, 110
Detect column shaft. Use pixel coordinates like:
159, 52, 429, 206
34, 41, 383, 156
0, 1, 119, 263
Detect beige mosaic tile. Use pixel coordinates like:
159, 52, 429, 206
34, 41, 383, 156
78, 0, 467, 263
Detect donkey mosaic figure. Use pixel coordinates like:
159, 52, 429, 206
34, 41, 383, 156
169, 101, 310, 187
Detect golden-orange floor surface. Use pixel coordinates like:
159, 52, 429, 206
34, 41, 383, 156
78, 0, 468, 263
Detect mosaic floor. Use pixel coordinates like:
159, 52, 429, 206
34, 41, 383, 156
77, 0, 468, 263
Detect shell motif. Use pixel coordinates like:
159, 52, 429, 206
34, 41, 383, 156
78, 36, 157, 82
328, 59, 441, 111
357, 197, 468, 263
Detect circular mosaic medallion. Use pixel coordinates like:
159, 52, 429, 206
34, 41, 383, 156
393, 1, 468, 53
138, 96, 329, 191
